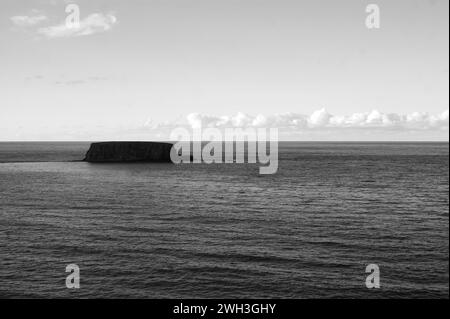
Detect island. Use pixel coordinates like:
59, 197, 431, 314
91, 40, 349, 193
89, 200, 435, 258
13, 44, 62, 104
83, 142, 174, 163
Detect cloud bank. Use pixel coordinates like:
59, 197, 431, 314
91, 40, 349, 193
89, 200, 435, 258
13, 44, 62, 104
10, 14, 48, 27
10, 10, 117, 38
126, 109, 450, 141
184, 109, 449, 131
3, 109, 448, 141
37, 13, 117, 38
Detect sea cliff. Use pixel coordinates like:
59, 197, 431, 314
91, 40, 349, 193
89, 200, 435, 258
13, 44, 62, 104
83, 142, 173, 163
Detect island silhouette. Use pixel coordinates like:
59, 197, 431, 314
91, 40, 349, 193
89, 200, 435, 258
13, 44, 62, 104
84, 142, 174, 163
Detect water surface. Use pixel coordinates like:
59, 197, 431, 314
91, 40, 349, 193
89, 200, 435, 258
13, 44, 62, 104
0, 142, 448, 298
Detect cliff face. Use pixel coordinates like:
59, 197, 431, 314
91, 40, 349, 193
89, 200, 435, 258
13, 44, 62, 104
84, 142, 174, 163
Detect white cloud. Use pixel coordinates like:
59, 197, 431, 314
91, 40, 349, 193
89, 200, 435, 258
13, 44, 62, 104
11, 14, 48, 27
308, 108, 332, 127
123, 109, 448, 142
37, 13, 117, 38
4, 109, 447, 142
181, 109, 449, 131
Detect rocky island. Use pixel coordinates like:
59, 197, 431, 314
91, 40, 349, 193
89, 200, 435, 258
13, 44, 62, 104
83, 142, 174, 163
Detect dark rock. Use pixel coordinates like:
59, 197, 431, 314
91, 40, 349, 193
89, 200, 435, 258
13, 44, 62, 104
83, 142, 174, 163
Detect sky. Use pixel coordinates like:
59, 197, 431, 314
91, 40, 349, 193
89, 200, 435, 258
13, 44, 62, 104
0, 0, 448, 141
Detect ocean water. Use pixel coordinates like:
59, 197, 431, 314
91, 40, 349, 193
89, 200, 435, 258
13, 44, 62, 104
0, 142, 448, 298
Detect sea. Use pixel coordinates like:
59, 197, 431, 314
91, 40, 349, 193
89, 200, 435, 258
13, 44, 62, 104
0, 142, 448, 298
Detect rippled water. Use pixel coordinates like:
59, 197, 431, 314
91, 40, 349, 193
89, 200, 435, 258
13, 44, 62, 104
0, 142, 448, 298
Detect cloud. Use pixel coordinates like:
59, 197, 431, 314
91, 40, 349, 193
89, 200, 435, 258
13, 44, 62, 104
182, 109, 449, 131
4, 109, 447, 142
122, 109, 448, 142
11, 14, 48, 27
308, 108, 332, 127
55, 80, 86, 86
37, 13, 117, 38
54, 76, 109, 85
